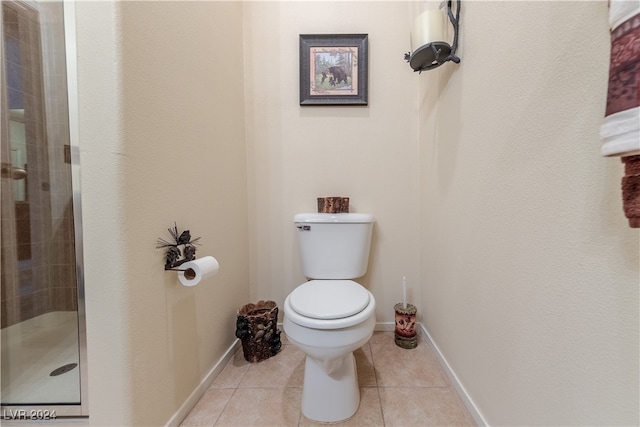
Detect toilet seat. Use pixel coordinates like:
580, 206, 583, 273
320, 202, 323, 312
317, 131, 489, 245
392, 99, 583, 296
289, 280, 370, 320
285, 281, 375, 330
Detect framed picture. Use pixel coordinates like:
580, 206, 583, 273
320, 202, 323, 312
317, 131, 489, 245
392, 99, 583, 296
299, 34, 368, 106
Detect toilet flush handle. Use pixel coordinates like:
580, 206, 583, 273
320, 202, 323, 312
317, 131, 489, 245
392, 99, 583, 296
297, 225, 311, 231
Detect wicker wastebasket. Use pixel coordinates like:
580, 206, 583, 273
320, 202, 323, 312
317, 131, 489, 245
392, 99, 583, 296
235, 300, 282, 363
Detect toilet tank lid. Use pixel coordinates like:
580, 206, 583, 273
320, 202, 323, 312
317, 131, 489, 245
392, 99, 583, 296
294, 213, 374, 223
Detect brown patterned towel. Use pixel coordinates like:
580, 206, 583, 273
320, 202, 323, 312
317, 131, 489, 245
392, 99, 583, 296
601, 0, 640, 227
622, 156, 640, 227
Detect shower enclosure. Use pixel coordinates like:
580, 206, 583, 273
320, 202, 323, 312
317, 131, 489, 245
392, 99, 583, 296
1, 0, 87, 417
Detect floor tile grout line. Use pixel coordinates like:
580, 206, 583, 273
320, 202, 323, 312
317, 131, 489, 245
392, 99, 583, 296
212, 348, 254, 427
368, 340, 380, 388
375, 385, 453, 388
211, 387, 237, 427
377, 384, 387, 426
367, 339, 387, 426
235, 385, 304, 389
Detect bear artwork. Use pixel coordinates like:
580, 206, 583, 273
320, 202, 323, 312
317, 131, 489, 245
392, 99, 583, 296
327, 66, 348, 85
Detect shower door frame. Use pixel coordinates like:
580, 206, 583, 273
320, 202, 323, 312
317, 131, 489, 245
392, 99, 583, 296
64, 0, 89, 417
0, 0, 88, 418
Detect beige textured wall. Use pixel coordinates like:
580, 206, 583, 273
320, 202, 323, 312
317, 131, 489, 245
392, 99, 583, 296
244, 1, 421, 324
419, 1, 639, 425
76, 2, 249, 425
73, 1, 639, 425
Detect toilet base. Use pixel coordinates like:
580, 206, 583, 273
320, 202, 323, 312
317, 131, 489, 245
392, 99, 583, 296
301, 352, 359, 423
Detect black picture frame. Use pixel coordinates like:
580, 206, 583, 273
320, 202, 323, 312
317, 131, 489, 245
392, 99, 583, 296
299, 34, 368, 106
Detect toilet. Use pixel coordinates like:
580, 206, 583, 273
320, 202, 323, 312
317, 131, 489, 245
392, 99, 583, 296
283, 212, 376, 423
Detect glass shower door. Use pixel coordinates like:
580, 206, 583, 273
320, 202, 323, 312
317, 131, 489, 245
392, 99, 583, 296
1, 0, 87, 417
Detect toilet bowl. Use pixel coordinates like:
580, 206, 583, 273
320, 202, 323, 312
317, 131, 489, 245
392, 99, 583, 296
284, 212, 376, 423
283, 280, 376, 422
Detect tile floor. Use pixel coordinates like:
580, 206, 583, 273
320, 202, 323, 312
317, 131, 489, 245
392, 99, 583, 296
180, 331, 476, 427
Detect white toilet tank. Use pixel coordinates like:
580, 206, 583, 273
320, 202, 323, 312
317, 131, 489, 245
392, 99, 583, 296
294, 213, 374, 280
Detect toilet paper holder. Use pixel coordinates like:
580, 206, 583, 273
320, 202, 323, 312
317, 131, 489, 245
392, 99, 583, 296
156, 222, 201, 271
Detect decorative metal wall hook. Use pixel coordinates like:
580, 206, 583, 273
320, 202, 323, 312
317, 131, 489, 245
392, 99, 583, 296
156, 222, 201, 270
405, 0, 461, 73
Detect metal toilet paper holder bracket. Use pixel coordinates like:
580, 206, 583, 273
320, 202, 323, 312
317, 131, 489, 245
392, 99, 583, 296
156, 222, 201, 271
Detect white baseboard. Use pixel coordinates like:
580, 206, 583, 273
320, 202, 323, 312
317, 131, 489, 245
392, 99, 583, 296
374, 321, 395, 332
165, 339, 241, 427
419, 324, 488, 427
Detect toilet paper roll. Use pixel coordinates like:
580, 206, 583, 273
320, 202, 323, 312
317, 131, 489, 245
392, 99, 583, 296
411, 10, 445, 54
178, 256, 219, 287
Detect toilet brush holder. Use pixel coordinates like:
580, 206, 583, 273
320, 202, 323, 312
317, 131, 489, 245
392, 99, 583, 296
394, 303, 417, 349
